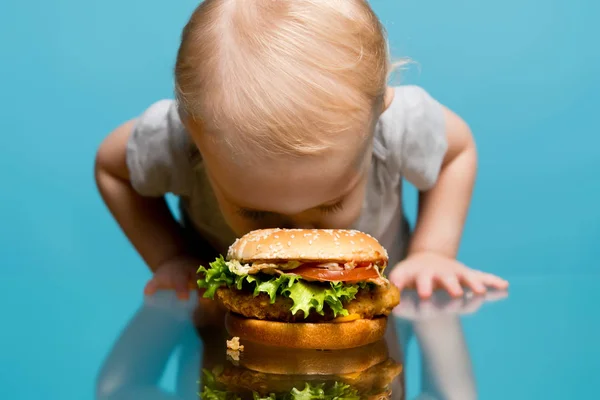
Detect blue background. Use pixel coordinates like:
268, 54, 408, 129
0, 0, 598, 399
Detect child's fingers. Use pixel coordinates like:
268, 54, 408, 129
460, 273, 487, 295
416, 273, 434, 298
437, 275, 464, 297
480, 273, 509, 289
174, 276, 191, 300
484, 290, 509, 302
389, 269, 409, 290
144, 278, 159, 296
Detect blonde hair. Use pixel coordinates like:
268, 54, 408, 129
175, 0, 391, 159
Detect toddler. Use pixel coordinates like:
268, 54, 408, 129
95, 0, 508, 300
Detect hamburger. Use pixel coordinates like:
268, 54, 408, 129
197, 229, 400, 349
200, 339, 404, 400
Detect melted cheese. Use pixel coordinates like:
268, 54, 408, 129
338, 371, 362, 380
332, 313, 361, 323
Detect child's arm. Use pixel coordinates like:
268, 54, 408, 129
409, 106, 476, 258
390, 106, 508, 298
95, 120, 200, 299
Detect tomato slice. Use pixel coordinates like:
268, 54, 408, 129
292, 265, 379, 282
300, 262, 374, 269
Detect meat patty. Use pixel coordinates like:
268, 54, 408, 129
215, 283, 400, 322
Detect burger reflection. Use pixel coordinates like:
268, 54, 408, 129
201, 338, 403, 399
95, 291, 404, 400
95, 282, 505, 399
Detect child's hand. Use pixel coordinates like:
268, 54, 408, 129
143, 255, 201, 300
389, 252, 509, 299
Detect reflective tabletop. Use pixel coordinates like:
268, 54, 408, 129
78, 275, 599, 400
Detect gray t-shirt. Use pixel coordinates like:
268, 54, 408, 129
126, 85, 447, 266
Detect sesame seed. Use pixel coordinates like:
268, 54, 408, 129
291, 234, 295, 238
287, 241, 291, 246
309, 240, 313, 245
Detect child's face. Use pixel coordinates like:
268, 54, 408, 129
186, 120, 372, 236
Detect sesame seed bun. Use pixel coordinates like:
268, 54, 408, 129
226, 228, 388, 263
225, 312, 388, 350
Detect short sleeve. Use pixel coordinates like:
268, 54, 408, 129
391, 85, 448, 191
126, 100, 195, 197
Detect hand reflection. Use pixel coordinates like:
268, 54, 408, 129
393, 289, 508, 320
95, 290, 227, 400
392, 290, 507, 400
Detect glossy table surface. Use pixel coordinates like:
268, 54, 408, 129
2, 0, 599, 397
5, 275, 596, 400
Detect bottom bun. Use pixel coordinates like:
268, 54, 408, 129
225, 312, 388, 350
238, 339, 389, 375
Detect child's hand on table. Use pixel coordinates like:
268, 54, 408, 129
143, 255, 201, 300
389, 251, 509, 299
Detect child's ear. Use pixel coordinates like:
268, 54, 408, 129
382, 86, 395, 113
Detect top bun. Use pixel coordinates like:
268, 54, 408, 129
226, 228, 388, 263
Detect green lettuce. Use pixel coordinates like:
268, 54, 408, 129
200, 367, 361, 400
197, 257, 361, 318
282, 280, 357, 317
253, 394, 277, 400
200, 368, 241, 400
289, 382, 360, 400
200, 386, 240, 400
200, 381, 359, 400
